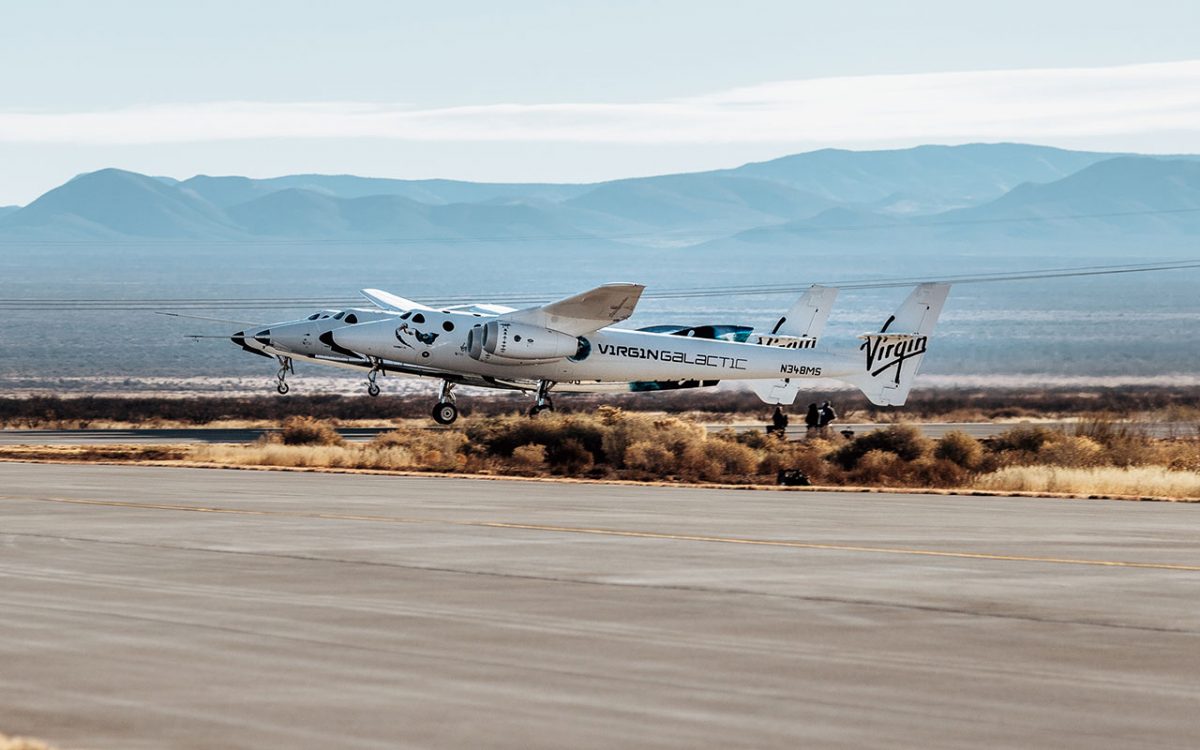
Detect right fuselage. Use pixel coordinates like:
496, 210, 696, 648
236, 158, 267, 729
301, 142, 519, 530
329, 309, 857, 386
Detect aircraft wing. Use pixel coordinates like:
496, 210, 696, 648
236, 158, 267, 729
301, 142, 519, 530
502, 283, 645, 336
360, 288, 434, 312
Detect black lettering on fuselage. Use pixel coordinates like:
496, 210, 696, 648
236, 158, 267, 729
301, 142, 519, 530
596, 343, 747, 371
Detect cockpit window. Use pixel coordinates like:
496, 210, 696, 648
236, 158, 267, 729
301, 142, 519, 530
412, 313, 426, 324
344, 313, 358, 324
400, 312, 412, 320
333, 312, 345, 320
307, 313, 320, 321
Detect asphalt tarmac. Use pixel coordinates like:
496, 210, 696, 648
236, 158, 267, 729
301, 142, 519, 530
1, 463, 1197, 749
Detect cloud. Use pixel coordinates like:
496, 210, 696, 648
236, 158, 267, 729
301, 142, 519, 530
1, 60, 1198, 146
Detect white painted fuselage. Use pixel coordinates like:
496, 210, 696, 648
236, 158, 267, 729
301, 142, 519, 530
330, 310, 859, 387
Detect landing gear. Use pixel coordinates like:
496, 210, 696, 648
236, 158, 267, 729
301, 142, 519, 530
275, 356, 293, 395
366, 358, 382, 397
432, 380, 458, 425
432, 402, 459, 425
528, 380, 555, 417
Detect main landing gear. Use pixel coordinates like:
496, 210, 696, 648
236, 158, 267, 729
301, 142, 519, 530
366, 358, 382, 397
431, 380, 458, 425
528, 379, 555, 417
275, 356, 293, 395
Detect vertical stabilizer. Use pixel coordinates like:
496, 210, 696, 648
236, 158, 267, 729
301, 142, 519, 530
749, 285, 838, 404
847, 283, 950, 406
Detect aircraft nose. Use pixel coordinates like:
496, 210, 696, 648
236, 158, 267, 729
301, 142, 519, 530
231, 330, 272, 358
265, 322, 311, 354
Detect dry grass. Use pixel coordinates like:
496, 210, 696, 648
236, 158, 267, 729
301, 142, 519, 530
975, 465, 1200, 499
6, 410, 1200, 501
0, 733, 59, 750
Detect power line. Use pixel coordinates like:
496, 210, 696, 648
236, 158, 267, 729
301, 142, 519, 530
3, 259, 1198, 312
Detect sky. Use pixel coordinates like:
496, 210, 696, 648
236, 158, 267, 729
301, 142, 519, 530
1, 0, 1199, 205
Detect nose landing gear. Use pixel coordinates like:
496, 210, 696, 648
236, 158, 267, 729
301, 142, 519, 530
275, 356, 293, 395
528, 379, 555, 417
366, 358, 382, 397
432, 380, 458, 425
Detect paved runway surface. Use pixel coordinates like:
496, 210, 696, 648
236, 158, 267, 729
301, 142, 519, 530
1, 464, 1197, 749
5, 420, 1193, 445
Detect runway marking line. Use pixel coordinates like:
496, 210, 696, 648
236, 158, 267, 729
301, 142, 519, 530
10, 495, 1200, 572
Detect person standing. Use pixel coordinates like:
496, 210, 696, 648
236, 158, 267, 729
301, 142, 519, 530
804, 403, 820, 437
768, 405, 789, 437
819, 401, 837, 435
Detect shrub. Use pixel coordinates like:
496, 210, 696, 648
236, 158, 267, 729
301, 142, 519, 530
935, 430, 984, 469
834, 424, 932, 469
990, 425, 1058, 454
848, 449, 909, 485
277, 416, 343, 446
547, 438, 594, 474
1036, 435, 1104, 467
624, 440, 678, 474
465, 413, 606, 463
372, 429, 467, 471
700, 439, 760, 479
511, 443, 547, 469
908, 457, 968, 487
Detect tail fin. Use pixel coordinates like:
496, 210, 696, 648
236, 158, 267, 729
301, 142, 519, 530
846, 283, 950, 406
750, 285, 838, 404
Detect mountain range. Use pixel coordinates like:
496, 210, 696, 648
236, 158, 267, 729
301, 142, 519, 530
2, 143, 1198, 253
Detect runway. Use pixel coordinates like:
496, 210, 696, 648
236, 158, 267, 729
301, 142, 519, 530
1, 464, 1197, 749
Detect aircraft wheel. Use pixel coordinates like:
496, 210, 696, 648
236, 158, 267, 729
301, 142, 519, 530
432, 402, 459, 425
367, 383, 381, 397
276, 382, 290, 395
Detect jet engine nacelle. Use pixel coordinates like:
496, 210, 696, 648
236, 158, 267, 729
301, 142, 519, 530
467, 320, 583, 362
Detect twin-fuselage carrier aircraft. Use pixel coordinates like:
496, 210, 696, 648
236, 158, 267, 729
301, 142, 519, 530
227, 283, 950, 424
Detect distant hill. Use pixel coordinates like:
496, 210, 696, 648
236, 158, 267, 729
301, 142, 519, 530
180, 174, 590, 208
723, 143, 1117, 212
2, 144, 1197, 251
934, 157, 1200, 234
224, 188, 584, 240
0, 168, 244, 240
703, 156, 1200, 255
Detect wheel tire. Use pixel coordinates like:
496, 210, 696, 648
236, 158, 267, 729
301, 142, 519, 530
527, 405, 543, 417
276, 382, 290, 395
432, 402, 459, 425
367, 383, 381, 397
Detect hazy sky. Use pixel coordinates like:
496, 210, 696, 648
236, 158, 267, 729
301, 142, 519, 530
2, 0, 1198, 204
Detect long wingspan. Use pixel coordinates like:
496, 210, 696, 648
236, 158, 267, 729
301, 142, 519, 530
502, 283, 645, 336
360, 288, 434, 312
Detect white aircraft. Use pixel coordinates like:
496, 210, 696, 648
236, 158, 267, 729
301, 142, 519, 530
225, 283, 949, 424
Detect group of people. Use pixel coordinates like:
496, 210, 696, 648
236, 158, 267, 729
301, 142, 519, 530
769, 401, 837, 438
